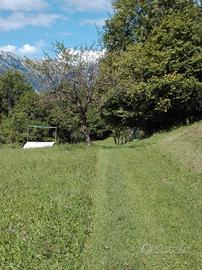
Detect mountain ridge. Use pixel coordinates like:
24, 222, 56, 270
0, 51, 41, 90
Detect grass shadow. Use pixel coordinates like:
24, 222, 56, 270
92, 140, 156, 150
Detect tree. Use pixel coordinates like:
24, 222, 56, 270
0, 70, 33, 116
100, 4, 202, 133
0, 72, 38, 143
35, 92, 80, 143
26, 43, 102, 144
103, 0, 201, 51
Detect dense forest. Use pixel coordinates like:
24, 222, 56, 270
0, 0, 201, 144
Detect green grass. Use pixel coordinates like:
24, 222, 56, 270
0, 147, 96, 269
0, 122, 202, 269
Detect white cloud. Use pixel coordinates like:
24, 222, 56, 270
81, 18, 106, 26
64, 0, 111, 12
0, 0, 47, 11
18, 44, 38, 55
0, 41, 45, 56
0, 12, 60, 31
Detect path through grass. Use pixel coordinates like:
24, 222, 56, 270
0, 122, 202, 269
84, 139, 202, 269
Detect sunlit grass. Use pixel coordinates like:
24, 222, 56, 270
0, 146, 96, 269
0, 121, 201, 269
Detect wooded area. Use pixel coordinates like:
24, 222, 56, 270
0, 0, 201, 144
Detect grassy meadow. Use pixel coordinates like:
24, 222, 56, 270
0, 122, 202, 269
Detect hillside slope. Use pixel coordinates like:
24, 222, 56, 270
0, 52, 27, 74
0, 122, 201, 269
158, 122, 202, 173
83, 122, 202, 269
0, 51, 41, 90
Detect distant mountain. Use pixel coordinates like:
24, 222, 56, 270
0, 51, 27, 73
0, 50, 103, 92
0, 51, 41, 90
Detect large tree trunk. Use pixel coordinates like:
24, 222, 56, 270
81, 125, 91, 145
80, 107, 91, 145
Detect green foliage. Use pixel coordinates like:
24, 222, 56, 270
87, 105, 111, 140
2, 2, 202, 144
0, 71, 37, 143
101, 2, 202, 133
0, 67, 109, 144
26, 43, 104, 144
104, 0, 200, 51
0, 70, 33, 115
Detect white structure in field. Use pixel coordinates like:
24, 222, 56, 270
23, 142, 55, 149
23, 125, 57, 149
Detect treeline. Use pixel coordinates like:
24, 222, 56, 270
0, 0, 202, 144
0, 69, 109, 144
100, 0, 202, 135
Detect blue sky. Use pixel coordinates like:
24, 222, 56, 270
0, 0, 111, 57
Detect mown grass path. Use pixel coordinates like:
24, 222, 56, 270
84, 136, 202, 269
